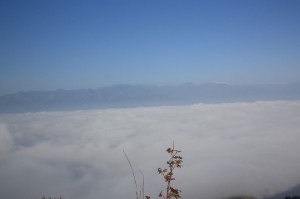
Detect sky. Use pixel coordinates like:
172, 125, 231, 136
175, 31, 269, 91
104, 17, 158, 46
1, 0, 300, 95
1, 101, 300, 199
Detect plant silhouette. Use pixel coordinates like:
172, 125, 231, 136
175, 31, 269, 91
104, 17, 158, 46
124, 143, 183, 199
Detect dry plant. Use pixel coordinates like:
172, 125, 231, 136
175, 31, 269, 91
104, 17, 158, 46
41, 196, 62, 199
123, 149, 143, 199
124, 143, 183, 199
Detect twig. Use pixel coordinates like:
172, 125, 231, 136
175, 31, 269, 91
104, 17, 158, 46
139, 170, 145, 199
123, 149, 139, 199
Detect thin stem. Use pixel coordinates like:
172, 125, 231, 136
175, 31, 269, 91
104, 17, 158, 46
166, 144, 175, 199
139, 170, 145, 199
123, 150, 139, 199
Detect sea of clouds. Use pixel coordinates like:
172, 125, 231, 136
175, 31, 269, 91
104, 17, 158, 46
1, 101, 300, 199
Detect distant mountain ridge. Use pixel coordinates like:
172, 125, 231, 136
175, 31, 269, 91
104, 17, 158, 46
1, 83, 300, 113
264, 184, 300, 199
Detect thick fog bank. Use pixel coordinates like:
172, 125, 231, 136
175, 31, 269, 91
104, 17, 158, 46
0, 101, 300, 199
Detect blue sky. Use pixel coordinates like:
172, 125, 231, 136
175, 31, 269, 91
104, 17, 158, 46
0, 0, 300, 95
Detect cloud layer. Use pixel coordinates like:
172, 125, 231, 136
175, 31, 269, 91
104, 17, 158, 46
1, 101, 300, 199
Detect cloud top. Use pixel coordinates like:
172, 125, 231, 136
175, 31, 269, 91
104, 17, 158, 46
0, 123, 14, 154
0, 101, 300, 199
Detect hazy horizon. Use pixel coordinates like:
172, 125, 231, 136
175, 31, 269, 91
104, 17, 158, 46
2, 81, 300, 96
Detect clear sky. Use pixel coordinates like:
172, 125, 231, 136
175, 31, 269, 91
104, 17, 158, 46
0, 0, 300, 95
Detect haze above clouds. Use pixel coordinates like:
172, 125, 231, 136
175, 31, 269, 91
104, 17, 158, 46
1, 101, 300, 199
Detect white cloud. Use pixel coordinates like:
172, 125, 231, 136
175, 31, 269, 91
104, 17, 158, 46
0, 123, 14, 154
0, 101, 300, 199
